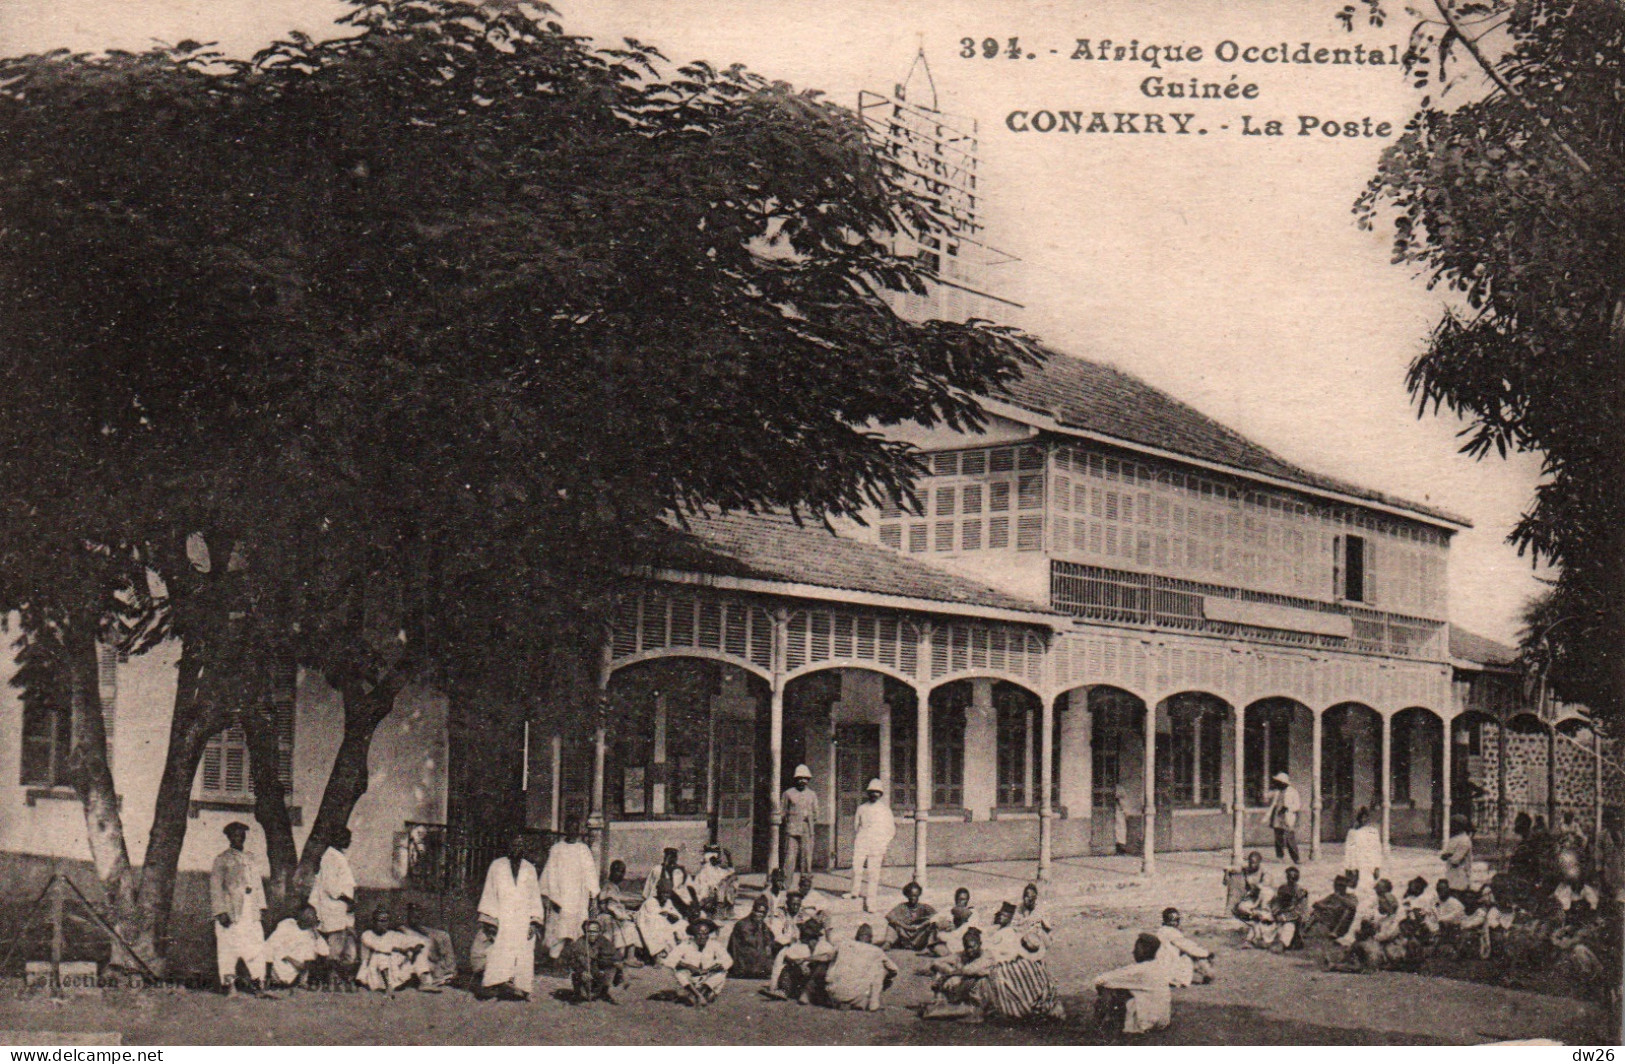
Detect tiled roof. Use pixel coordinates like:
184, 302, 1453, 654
652, 509, 1056, 619
1449, 624, 1520, 669
998, 350, 1470, 528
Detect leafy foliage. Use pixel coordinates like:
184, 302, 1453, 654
1353, 0, 1625, 720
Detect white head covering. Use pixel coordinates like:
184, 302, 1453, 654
1272, 772, 1291, 785
793, 764, 812, 779
865, 778, 884, 794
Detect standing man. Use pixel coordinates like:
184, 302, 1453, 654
307, 825, 358, 981
1265, 772, 1302, 865
782, 764, 819, 874
475, 831, 546, 1000
210, 821, 268, 997
539, 820, 600, 961
846, 779, 894, 913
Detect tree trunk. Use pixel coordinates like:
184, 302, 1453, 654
295, 679, 402, 884
243, 693, 298, 915
135, 647, 227, 961
61, 625, 153, 972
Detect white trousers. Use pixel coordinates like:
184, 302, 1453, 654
850, 846, 886, 905
215, 915, 266, 982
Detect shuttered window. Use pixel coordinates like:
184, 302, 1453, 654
197, 660, 295, 800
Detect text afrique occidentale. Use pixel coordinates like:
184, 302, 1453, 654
970, 37, 1401, 140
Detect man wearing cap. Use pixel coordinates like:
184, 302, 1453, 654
846, 779, 894, 913
307, 825, 358, 980
664, 916, 733, 1006
562, 916, 623, 1003
1265, 772, 1302, 865
782, 765, 820, 875
693, 843, 736, 910
209, 821, 268, 996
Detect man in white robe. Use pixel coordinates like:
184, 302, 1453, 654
1092, 934, 1172, 1035
1343, 807, 1383, 899
636, 883, 687, 961
539, 824, 599, 960
307, 827, 359, 977
210, 821, 268, 996
475, 832, 545, 1000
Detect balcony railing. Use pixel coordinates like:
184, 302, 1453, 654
402, 822, 554, 893
1050, 561, 1445, 659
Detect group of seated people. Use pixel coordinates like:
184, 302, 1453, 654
1225, 851, 1311, 952
259, 901, 457, 994
916, 884, 1066, 1024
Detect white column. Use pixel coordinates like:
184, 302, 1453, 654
588, 638, 611, 866
767, 609, 788, 873
1143, 701, 1157, 875
651, 693, 668, 815
1380, 711, 1393, 857
1310, 708, 1323, 861
1039, 693, 1055, 880
914, 682, 931, 887
1441, 715, 1453, 847
1232, 704, 1246, 865
965, 679, 997, 818
549, 735, 563, 833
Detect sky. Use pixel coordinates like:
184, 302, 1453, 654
0, 0, 1552, 646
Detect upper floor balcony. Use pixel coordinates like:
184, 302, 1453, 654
1050, 559, 1449, 661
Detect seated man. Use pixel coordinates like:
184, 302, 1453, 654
922, 926, 988, 1020
763, 918, 836, 1004
766, 891, 803, 947
396, 903, 456, 989
1155, 908, 1214, 986
1399, 877, 1439, 943
932, 888, 980, 957
664, 917, 732, 1007
1330, 892, 1410, 972
884, 881, 938, 953
1307, 875, 1360, 942
1223, 851, 1268, 930
357, 905, 430, 992
598, 859, 644, 966
1552, 849, 1601, 929
692, 844, 737, 912
1263, 866, 1309, 951
263, 904, 330, 988
1092, 933, 1171, 1036
1013, 882, 1051, 937
795, 874, 834, 922
976, 925, 1064, 1023
561, 917, 623, 1003
761, 868, 789, 914
726, 895, 780, 980
644, 847, 700, 917
635, 882, 687, 963
822, 923, 898, 1011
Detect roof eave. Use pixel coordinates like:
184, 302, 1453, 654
645, 567, 1063, 629
978, 396, 1473, 533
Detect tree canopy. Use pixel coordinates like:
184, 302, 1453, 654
1353, 0, 1625, 721
0, 0, 1032, 958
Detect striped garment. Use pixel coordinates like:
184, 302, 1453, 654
974, 956, 1063, 1020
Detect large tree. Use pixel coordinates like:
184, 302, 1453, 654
0, 0, 1031, 962
1353, 0, 1625, 720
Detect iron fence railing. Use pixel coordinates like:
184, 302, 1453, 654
403, 822, 554, 893
1050, 561, 1446, 659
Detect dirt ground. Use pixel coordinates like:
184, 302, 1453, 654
0, 903, 1608, 1046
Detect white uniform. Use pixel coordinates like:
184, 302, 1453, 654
308, 846, 357, 934
1344, 824, 1383, 892
263, 918, 329, 985
538, 839, 599, 959
664, 938, 732, 995
358, 928, 431, 991
476, 855, 545, 995
209, 847, 268, 983
850, 797, 895, 907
